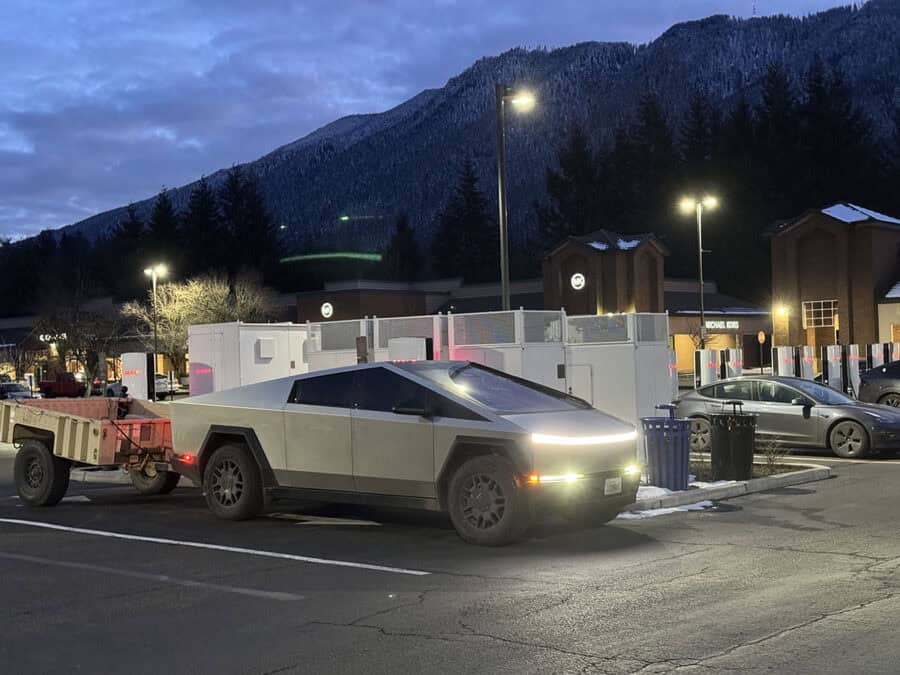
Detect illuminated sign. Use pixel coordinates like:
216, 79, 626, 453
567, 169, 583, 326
570, 273, 586, 291
704, 320, 739, 330
39, 333, 67, 343
320, 302, 334, 319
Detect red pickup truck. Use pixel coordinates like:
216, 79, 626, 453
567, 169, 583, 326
38, 373, 87, 398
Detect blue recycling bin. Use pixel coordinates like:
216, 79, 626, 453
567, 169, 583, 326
641, 403, 692, 491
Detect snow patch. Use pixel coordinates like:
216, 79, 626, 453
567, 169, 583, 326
822, 203, 900, 225
617, 238, 641, 250
589, 241, 609, 250
886, 282, 900, 300
616, 500, 713, 519
847, 203, 900, 225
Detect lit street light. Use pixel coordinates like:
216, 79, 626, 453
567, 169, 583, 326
679, 196, 718, 348
495, 84, 535, 311
144, 263, 168, 398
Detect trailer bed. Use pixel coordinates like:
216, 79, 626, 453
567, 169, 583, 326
0, 398, 172, 466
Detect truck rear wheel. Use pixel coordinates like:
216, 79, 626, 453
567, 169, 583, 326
130, 468, 180, 495
14, 440, 70, 506
447, 455, 530, 546
202, 445, 263, 520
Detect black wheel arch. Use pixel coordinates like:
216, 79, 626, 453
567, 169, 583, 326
197, 425, 277, 488
435, 436, 531, 510
12, 424, 54, 449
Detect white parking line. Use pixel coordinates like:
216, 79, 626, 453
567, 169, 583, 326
0, 518, 429, 577
0, 551, 307, 600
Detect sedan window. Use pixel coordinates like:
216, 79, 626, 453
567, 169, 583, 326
715, 381, 754, 401
289, 372, 355, 408
758, 382, 798, 404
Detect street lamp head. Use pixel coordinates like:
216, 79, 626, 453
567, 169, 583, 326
776, 305, 789, 317
509, 91, 536, 112
679, 197, 697, 214
144, 263, 168, 278
702, 195, 719, 209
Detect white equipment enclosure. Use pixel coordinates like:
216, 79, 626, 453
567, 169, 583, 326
188, 322, 309, 396
772, 346, 797, 377
845, 344, 862, 396
822, 344, 844, 393
719, 348, 743, 379
796, 345, 815, 380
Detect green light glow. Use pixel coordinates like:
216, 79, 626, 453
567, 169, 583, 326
280, 252, 383, 263
338, 215, 350, 221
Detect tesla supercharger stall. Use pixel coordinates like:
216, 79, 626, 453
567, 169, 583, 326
868, 343, 886, 371
796, 345, 816, 380
845, 344, 862, 397
719, 348, 743, 379
821, 345, 844, 394
693, 349, 719, 388
772, 346, 797, 377
891, 343, 900, 363
668, 349, 679, 402
121, 352, 156, 400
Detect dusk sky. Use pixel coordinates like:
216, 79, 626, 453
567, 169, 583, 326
1, 0, 847, 239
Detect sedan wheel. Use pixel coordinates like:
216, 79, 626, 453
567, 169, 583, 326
829, 420, 870, 459
690, 418, 711, 452
879, 393, 900, 408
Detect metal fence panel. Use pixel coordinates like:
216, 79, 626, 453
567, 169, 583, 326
377, 316, 438, 349
523, 311, 564, 343
320, 320, 365, 351
567, 315, 629, 343
635, 314, 669, 343
451, 312, 516, 346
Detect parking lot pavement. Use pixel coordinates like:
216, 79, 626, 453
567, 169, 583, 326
3, 451, 900, 674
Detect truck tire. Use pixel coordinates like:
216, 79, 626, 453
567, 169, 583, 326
14, 439, 70, 506
447, 455, 530, 546
130, 468, 180, 495
202, 444, 264, 520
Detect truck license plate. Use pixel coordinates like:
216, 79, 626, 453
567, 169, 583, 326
604, 477, 622, 496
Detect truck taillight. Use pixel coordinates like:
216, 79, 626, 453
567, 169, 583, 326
180, 453, 196, 465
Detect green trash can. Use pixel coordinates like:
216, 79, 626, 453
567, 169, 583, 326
710, 400, 756, 481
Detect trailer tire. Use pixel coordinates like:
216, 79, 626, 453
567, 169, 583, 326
130, 468, 180, 495
14, 440, 70, 506
202, 444, 263, 520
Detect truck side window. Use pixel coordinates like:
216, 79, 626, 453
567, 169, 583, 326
289, 372, 355, 408
355, 367, 486, 420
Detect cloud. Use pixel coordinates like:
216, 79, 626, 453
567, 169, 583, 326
0, 0, 846, 237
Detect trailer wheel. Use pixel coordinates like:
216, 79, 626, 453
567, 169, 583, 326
202, 444, 263, 520
130, 468, 180, 495
14, 440, 70, 506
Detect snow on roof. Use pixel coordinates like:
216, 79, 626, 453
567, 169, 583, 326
822, 203, 900, 225
885, 282, 900, 300
588, 241, 609, 250
616, 238, 641, 250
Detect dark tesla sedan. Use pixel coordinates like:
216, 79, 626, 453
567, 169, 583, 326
676, 375, 900, 458
858, 361, 900, 407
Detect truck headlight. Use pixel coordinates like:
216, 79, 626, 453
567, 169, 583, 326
531, 430, 637, 446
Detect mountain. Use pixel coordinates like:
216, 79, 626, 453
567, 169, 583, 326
60, 0, 900, 252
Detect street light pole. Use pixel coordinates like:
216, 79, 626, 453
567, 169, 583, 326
494, 84, 535, 312
696, 202, 706, 349
144, 264, 168, 399
495, 84, 511, 311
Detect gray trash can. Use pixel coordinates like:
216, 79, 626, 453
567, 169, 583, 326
641, 404, 692, 491
710, 400, 756, 481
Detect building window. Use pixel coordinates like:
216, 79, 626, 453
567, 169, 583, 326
802, 299, 838, 329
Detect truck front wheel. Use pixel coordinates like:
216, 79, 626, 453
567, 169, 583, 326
202, 445, 264, 520
447, 455, 530, 546
14, 440, 70, 506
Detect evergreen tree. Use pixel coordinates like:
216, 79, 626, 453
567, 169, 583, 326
381, 212, 420, 282
147, 188, 180, 266
431, 160, 497, 282
536, 124, 601, 249
756, 62, 801, 213
219, 166, 280, 283
182, 176, 222, 276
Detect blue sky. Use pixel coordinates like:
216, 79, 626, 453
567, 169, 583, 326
0, 0, 847, 238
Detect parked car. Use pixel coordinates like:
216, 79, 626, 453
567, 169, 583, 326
0, 382, 41, 400
169, 361, 641, 545
38, 373, 86, 398
676, 375, 900, 458
858, 361, 900, 407
155, 374, 179, 400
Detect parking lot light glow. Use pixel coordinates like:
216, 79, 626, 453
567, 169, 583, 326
531, 430, 638, 446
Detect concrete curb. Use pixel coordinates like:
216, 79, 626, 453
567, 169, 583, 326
626, 462, 832, 511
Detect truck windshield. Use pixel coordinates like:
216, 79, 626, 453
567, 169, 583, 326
400, 363, 591, 414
